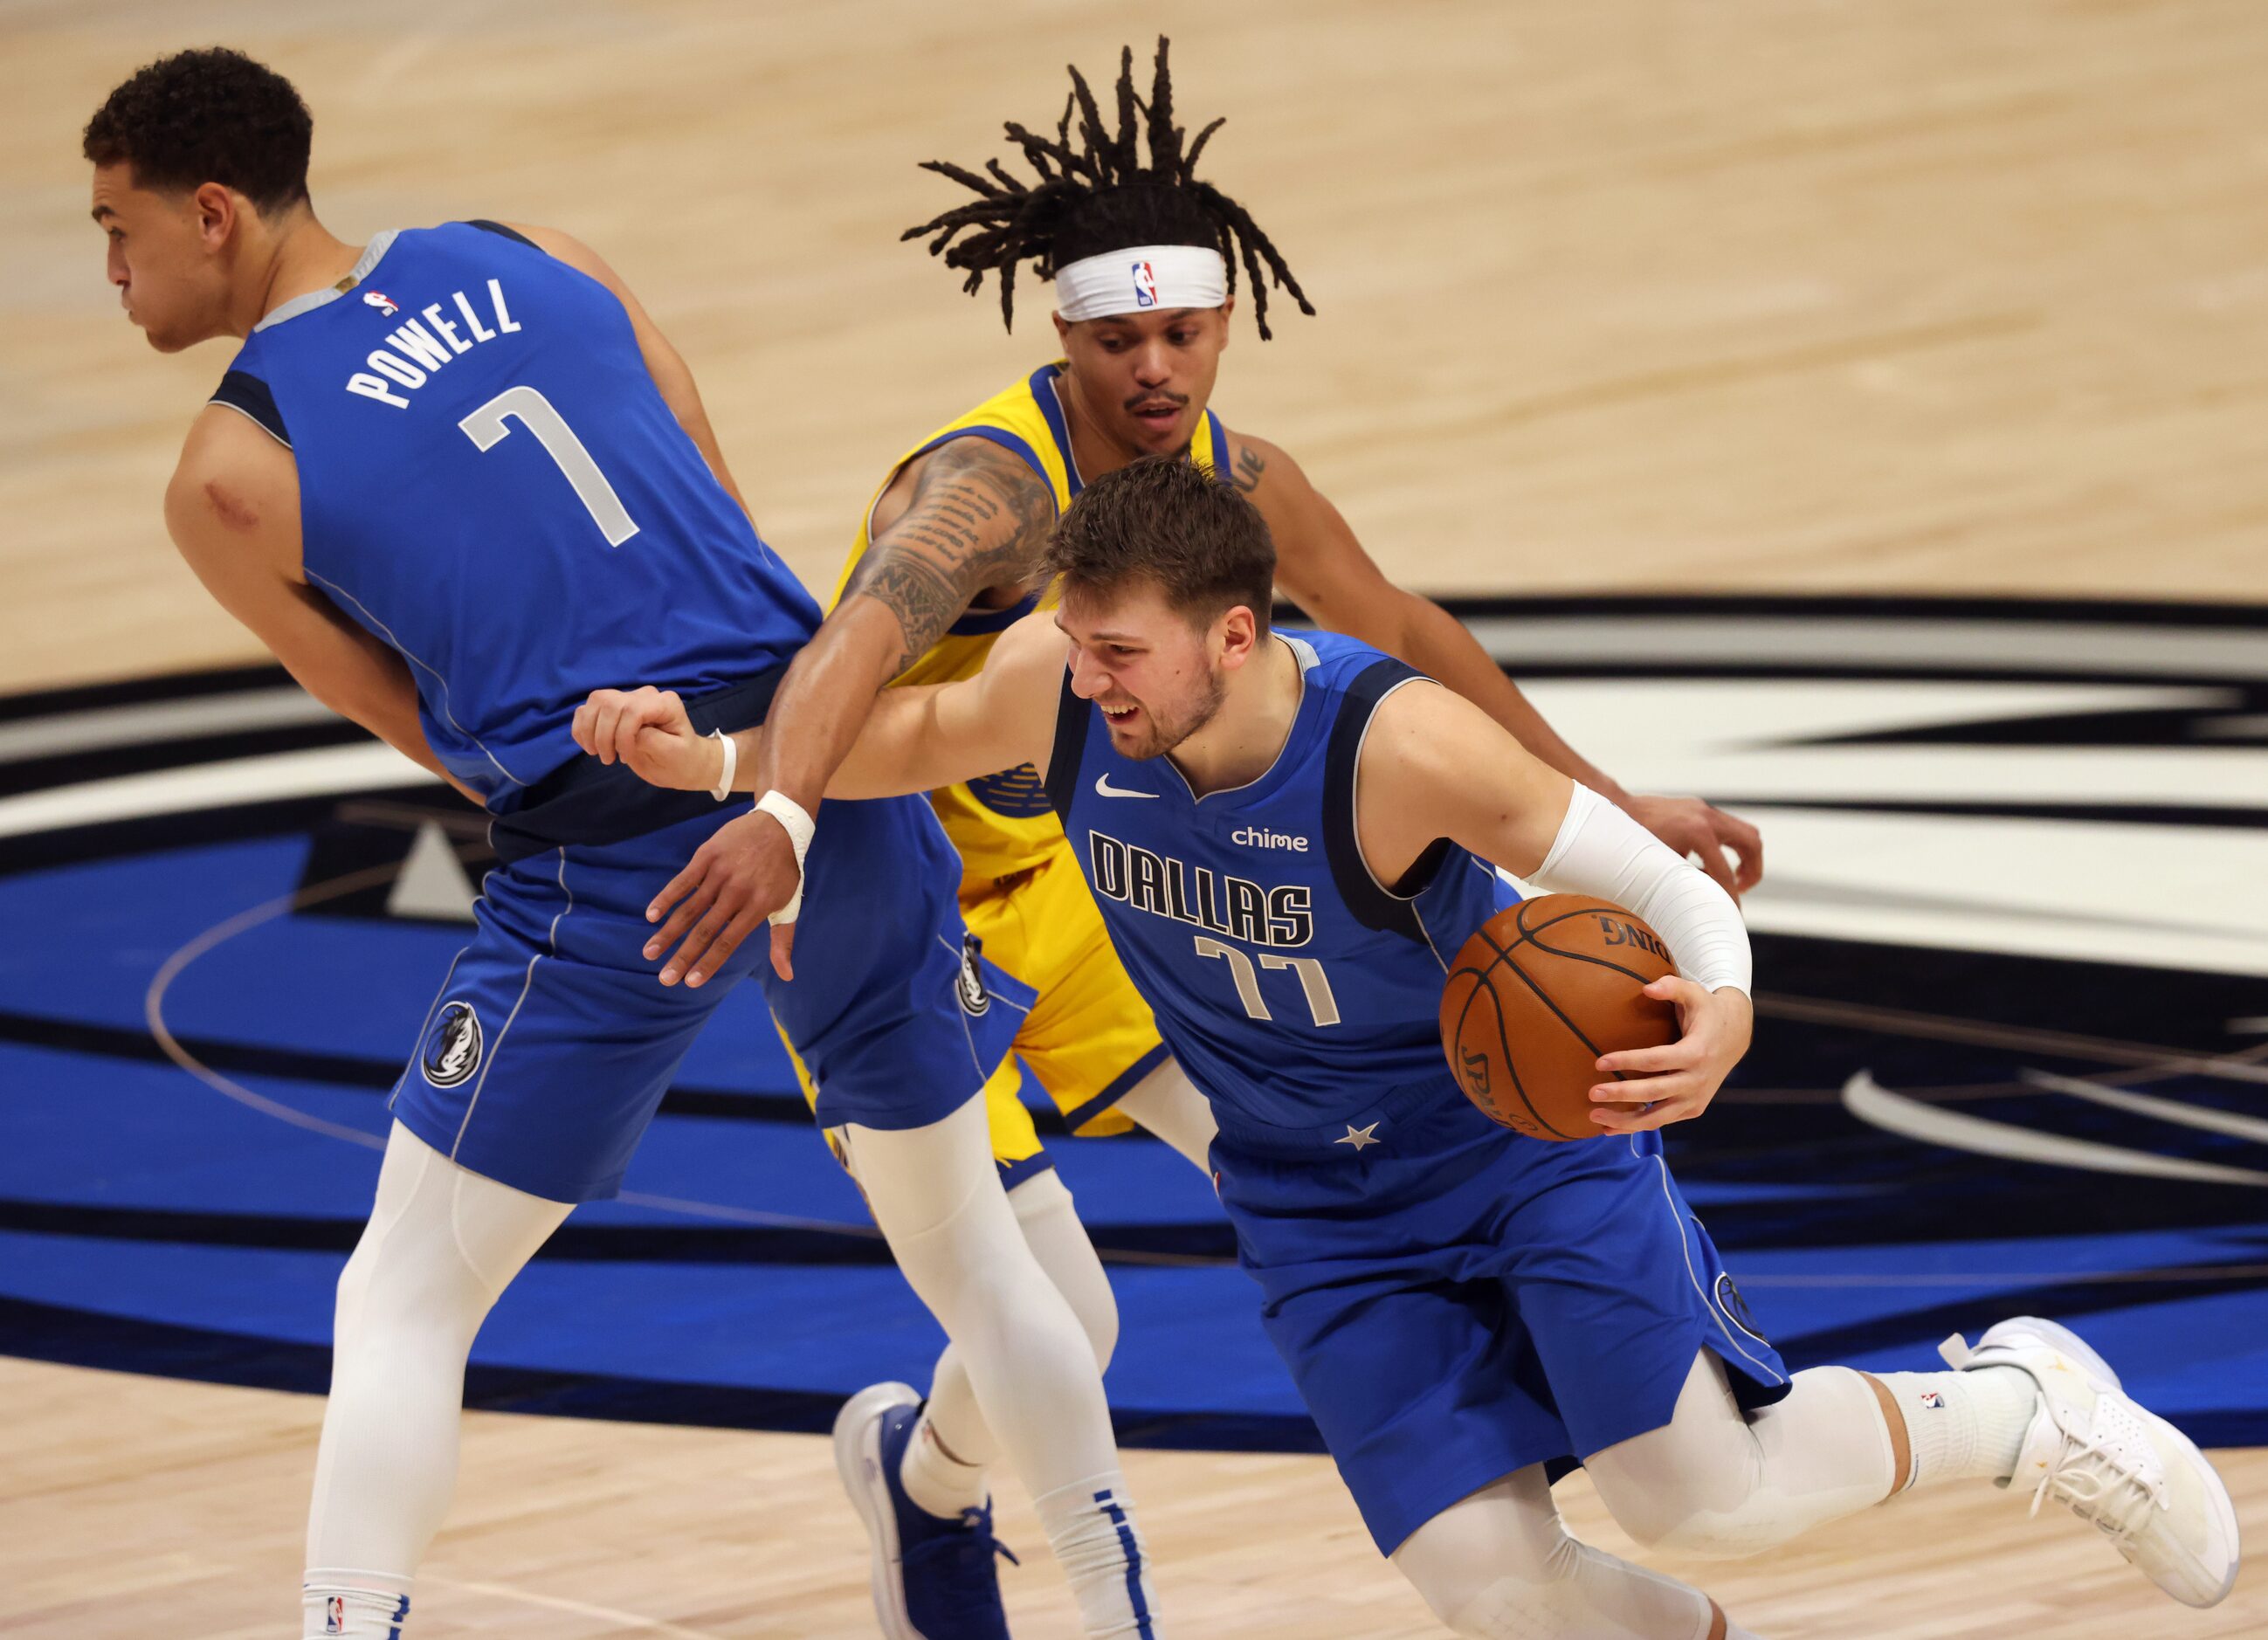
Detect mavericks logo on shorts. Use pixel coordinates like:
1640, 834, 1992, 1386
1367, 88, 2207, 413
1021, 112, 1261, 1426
420, 1000, 484, 1089
956, 933, 991, 1017
1713, 1271, 1770, 1347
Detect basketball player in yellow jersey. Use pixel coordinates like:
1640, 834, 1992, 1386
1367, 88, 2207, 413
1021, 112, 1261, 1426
595, 40, 1762, 1636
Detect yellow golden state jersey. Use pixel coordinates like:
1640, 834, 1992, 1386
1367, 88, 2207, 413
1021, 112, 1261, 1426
832, 362, 1231, 890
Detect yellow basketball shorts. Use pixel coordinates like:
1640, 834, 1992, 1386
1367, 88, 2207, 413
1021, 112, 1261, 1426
963, 844, 1168, 1183
787, 842, 1168, 1188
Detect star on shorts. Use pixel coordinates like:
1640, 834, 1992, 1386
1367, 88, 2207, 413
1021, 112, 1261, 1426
1334, 1121, 1381, 1153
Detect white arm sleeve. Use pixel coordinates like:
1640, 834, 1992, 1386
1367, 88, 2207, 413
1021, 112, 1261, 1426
1527, 783, 1753, 995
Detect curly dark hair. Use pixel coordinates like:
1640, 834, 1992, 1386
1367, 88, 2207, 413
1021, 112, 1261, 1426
1042, 454, 1275, 633
83, 47, 313, 215
904, 37, 1314, 339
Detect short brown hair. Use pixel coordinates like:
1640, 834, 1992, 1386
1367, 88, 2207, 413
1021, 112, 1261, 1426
84, 48, 313, 216
1041, 455, 1275, 633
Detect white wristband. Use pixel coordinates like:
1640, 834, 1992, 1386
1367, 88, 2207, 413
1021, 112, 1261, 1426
707, 729, 738, 802
754, 789, 815, 926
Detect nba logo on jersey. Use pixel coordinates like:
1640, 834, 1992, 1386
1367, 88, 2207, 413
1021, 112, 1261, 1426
361, 290, 399, 317
325, 1595, 345, 1634
1131, 260, 1158, 307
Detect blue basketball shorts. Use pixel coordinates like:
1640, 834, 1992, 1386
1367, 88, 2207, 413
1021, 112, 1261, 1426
1211, 1082, 1789, 1556
388, 792, 1032, 1202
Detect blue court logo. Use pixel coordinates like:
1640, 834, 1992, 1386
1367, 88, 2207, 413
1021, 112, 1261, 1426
420, 1000, 483, 1089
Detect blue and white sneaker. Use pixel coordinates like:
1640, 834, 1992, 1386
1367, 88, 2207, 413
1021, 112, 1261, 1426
833, 1381, 1020, 1639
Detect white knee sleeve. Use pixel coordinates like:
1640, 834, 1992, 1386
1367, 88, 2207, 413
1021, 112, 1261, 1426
1393, 1470, 1720, 1640
1586, 1354, 1897, 1559
304, 1122, 569, 1627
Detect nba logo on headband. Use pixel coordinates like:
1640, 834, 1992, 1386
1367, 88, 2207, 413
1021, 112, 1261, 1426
1131, 261, 1158, 308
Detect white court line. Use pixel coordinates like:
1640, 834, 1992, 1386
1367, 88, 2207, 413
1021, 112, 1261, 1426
0, 687, 334, 763
2023, 1068, 2268, 1146
1739, 1265, 2268, 1288
419, 1574, 730, 1638
1843, 1072, 2268, 1187
0, 741, 433, 840
1465, 615, 2268, 679
140, 858, 882, 1237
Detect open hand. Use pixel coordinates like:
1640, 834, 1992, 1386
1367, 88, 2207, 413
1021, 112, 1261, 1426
1587, 976, 1753, 1134
640, 807, 802, 986
571, 686, 717, 793
1622, 794, 1763, 899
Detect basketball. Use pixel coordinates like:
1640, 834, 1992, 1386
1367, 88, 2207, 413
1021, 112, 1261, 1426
1438, 894, 1681, 1140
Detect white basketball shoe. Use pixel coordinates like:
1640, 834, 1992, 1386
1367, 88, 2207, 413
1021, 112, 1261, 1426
1941, 1315, 2239, 1608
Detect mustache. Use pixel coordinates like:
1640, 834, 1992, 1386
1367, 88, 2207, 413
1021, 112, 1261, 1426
1123, 389, 1190, 411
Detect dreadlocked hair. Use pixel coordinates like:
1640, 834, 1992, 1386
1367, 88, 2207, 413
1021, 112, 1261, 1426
902, 37, 1315, 339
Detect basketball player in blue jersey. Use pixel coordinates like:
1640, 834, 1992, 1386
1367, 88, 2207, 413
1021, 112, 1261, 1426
599, 457, 2237, 1637
576, 44, 1754, 1636
84, 49, 1162, 1640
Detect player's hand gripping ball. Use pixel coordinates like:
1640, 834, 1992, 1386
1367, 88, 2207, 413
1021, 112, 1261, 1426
1439, 895, 1679, 1140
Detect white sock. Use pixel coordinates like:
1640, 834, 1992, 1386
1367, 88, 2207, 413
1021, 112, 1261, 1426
900, 1405, 989, 1519
1035, 1474, 1160, 1638
302, 1571, 412, 1637
1872, 1365, 2037, 1488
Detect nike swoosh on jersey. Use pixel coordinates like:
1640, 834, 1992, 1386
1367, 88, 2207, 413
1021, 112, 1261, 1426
1094, 774, 1159, 800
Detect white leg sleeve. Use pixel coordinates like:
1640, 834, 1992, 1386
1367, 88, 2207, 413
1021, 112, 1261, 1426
916, 1167, 1120, 1477
840, 1099, 1157, 1635
1391, 1468, 1727, 1640
303, 1121, 571, 1635
1112, 1058, 1218, 1174
1584, 1351, 1898, 1560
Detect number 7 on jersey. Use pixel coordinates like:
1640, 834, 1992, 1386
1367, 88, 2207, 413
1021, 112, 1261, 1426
460, 385, 640, 547
1193, 936, 1342, 1027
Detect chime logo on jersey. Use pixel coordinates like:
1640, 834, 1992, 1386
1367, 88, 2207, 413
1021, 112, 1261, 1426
1131, 260, 1158, 307
419, 1000, 483, 1088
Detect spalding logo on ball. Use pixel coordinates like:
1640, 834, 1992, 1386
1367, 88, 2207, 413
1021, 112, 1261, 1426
1438, 895, 1679, 1140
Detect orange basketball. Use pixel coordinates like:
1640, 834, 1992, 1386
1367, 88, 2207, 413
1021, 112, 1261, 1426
1438, 894, 1680, 1140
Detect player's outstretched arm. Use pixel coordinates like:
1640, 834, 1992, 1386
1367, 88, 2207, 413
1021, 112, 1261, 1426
609, 608, 1065, 990
1229, 429, 1763, 898
506, 224, 757, 524
572, 607, 1063, 803
620, 437, 1055, 985
166, 408, 479, 804
1356, 681, 1754, 1134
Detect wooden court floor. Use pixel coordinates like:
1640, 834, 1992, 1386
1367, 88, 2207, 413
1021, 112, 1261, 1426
4, 1, 2266, 1634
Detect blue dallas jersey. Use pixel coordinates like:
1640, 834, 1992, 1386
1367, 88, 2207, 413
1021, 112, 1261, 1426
1043, 630, 1517, 1135
217, 222, 817, 810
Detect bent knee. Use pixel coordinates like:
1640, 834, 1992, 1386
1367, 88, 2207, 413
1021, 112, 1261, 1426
1590, 1465, 1740, 1557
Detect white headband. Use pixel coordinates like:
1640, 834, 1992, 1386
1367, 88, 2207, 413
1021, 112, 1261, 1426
1054, 244, 1228, 322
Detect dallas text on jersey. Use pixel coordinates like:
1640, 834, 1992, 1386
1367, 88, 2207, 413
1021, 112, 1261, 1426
1086, 830, 1315, 948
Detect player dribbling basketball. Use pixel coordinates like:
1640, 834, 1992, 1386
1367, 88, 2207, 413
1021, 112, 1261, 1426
593, 458, 2239, 1637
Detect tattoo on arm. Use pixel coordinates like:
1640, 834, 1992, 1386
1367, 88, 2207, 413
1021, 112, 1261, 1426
1231, 444, 1267, 495
843, 439, 1056, 674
